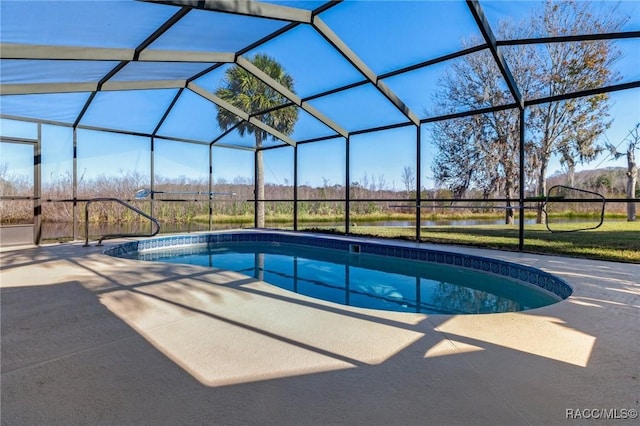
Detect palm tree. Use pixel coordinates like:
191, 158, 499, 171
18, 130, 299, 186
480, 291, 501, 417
215, 54, 298, 227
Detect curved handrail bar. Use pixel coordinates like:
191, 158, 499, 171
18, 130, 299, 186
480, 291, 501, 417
542, 185, 606, 233
83, 197, 161, 247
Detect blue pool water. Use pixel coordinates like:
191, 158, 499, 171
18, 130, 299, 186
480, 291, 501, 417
123, 240, 562, 314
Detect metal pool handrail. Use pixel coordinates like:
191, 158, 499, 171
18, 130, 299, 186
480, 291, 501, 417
542, 185, 606, 233
83, 197, 160, 247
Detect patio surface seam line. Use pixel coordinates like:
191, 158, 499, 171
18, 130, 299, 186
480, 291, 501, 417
0, 332, 140, 375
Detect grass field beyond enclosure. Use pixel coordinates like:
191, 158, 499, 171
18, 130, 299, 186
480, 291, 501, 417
303, 221, 640, 263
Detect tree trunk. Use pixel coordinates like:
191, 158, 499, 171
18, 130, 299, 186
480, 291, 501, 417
255, 134, 265, 227
504, 181, 515, 225
536, 158, 548, 224
505, 198, 515, 225
566, 158, 576, 188
627, 148, 637, 221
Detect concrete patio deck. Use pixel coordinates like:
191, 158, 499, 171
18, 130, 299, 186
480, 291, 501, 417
1, 233, 638, 425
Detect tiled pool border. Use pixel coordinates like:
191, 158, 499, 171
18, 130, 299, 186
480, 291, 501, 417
104, 231, 573, 300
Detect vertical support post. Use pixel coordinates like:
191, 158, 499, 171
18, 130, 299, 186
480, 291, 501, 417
345, 135, 350, 235
415, 125, 421, 242
209, 144, 213, 231
34, 123, 42, 245
519, 108, 525, 252
72, 127, 78, 241
254, 148, 259, 228
293, 145, 298, 231
150, 137, 156, 234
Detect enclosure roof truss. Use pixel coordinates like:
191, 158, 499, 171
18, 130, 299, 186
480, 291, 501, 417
1, 0, 639, 148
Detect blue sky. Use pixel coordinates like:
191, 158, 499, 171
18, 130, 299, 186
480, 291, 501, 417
1, 0, 639, 191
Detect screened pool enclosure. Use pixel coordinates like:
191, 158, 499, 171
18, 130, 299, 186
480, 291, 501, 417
1, 0, 639, 249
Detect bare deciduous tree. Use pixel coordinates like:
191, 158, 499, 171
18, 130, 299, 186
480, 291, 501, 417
607, 123, 639, 221
527, 2, 625, 223
430, 0, 626, 224
401, 166, 416, 198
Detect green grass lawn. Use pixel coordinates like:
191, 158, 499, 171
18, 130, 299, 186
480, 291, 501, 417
303, 221, 640, 263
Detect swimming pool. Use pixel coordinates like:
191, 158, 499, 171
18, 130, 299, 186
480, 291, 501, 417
106, 231, 572, 315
